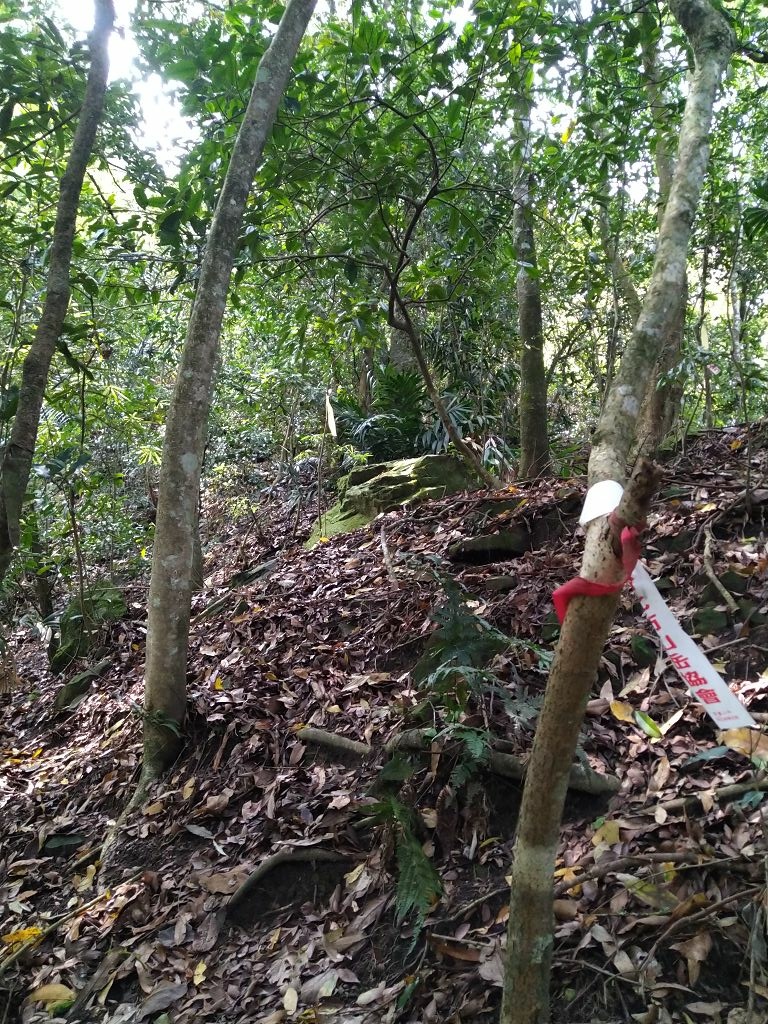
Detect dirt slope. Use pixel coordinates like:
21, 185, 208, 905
2, 426, 767, 1024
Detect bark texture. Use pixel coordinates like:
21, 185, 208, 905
0, 0, 114, 583
589, 0, 734, 484
388, 326, 418, 372
516, 175, 550, 478
500, 466, 659, 1024
635, 30, 688, 453
598, 192, 641, 398
698, 245, 714, 426
142, 0, 317, 775
500, 5, 734, 1022
514, 84, 550, 479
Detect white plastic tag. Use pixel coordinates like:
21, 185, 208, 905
580, 480, 624, 526
631, 562, 755, 729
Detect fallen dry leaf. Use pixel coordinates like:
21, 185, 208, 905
25, 983, 75, 1005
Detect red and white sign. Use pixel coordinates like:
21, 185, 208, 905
631, 562, 755, 729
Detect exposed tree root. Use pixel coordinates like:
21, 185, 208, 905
226, 849, 351, 916
703, 524, 739, 613
647, 774, 768, 815
98, 765, 157, 883
66, 948, 130, 1020
296, 725, 620, 796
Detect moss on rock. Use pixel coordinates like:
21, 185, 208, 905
307, 454, 479, 547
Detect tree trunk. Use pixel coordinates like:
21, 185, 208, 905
635, 28, 689, 453
516, 175, 550, 478
514, 80, 550, 479
638, 279, 687, 449
387, 290, 499, 490
0, 0, 114, 584
388, 327, 418, 372
696, 245, 714, 427
500, 4, 734, 1021
141, 0, 317, 778
597, 190, 641, 402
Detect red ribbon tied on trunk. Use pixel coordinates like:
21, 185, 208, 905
552, 525, 641, 624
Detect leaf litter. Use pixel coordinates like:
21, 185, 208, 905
1, 425, 768, 1023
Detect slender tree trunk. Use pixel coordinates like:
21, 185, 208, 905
356, 347, 374, 412
388, 327, 418, 372
597, 190, 641, 402
0, 0, 114, 584
640, 280, 687, 448
635, 29, 689, 452
695, 245, 714, 426
141, 0, 317, 778
514, 82, 550, 479
726, 222, 750, 457
387, 289, 499, 490
696, 243, 720, 428
500, 5, 734, 1021
516, 175, 550, 478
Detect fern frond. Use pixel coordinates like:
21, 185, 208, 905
395, 830, 441, 927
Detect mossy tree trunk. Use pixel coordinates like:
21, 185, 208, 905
141, 0, 317, 779
500, 4, 734, 1021
0, 0, 114, 584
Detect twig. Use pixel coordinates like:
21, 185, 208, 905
70, 845, 103, 871
66, 948, 130, 1021
440, 850, 738, 925
553, 850, 748, 897
701, 635, 747, 654
379, 527, 399, 585
639, 884, 763, 974
190, 559, 278, 625
692, 484, 761, 550
703, 525, 739, 614
405, 731, 620, 796
297, 726, 372, 759
644, 775, 768, 815
557, 957, 645, 988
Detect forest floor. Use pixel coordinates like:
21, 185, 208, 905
2, 427, 768, 1024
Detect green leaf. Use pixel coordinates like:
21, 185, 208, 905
344, 257, 358, 284
55, 339, 95, 380
744, 206, 768, 242
378, 754, 415, 782
42, 832, 87, 850
681, 746, 729, 767
0, 384, 19, 422
158, 209, 184, 245
391, 119, 415, 146
634, 710, 662, 739
735, 791, 767, 810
